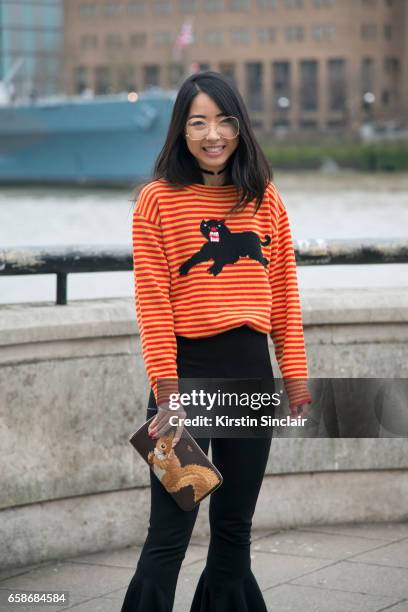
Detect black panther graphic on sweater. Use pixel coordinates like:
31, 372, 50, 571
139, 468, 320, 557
179, 219, 271, 276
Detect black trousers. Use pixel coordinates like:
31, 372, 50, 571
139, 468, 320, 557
121, 325, 274, 611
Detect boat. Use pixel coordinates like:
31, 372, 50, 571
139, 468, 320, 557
0, 87, 177, 186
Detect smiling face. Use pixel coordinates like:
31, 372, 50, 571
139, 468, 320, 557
184, 92, 239, 175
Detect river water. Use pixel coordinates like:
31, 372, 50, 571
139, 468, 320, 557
0, 170, 407, 305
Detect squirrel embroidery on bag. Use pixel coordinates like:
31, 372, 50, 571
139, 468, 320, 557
179, 218, 271, 277
148, 431, 219, 503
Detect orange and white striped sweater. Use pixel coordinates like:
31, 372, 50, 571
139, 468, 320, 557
132, 179, 312, 409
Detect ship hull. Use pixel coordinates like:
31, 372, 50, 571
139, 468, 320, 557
0, 91, 176, 185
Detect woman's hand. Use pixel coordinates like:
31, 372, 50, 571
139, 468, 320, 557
289, 403, 311, 418
148, 404, 187, 447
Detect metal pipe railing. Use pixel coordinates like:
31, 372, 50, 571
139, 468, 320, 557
1, 238, 407, 305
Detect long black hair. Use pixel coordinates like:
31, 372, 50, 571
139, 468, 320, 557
137, 70, 272, 216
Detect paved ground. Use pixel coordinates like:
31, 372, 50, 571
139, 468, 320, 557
0, 521, 407, 612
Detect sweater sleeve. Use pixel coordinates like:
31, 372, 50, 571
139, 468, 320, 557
269, 188, 312, 409
132, 186, 179, 407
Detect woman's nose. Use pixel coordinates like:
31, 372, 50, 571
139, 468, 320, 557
206, 123, 220, 139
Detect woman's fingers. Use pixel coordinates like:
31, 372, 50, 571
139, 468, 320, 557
148, 409, 170, 435
172, 416, 186, 447
289, 403, 306, 417
149, 408, 186, 439
156, 419, 173, 437
147, 415, 158, 434
291, 403, 312, 418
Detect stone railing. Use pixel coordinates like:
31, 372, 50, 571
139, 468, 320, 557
0, 287, 407, 568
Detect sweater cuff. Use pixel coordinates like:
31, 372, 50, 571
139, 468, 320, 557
284, 378, 313, 409
152, 376, 180, 408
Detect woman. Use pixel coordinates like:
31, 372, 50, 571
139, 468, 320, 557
121, 71, 312, 611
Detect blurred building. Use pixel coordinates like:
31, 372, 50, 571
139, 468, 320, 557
0, 0, 64, 98
63, 0, 408, 134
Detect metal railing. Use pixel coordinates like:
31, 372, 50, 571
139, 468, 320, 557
1, 238, 407, 305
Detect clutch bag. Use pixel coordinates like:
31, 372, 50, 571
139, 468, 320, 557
129, 416, 223, 511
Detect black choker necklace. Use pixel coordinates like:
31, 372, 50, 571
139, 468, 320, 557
199, 164, 228, 176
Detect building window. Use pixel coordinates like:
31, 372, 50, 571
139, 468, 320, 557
313, 0, 336, 6
246, 62, 263, 111
204, 0, 224, 12
257, 27, 276, 43
127, 1, 145, 15
129, 32, 147, 47
118, 65, 137, 91
179, 0, 198, 12
284, 0, 304, 7
219, 62, 236, 86
74, 66, 88, 94
257, 0, 277, 7
300, 60, 318, 111
384, 57, 400, 76
312, 24, 335, 41
383, 58, 399, 109
105, 33, 123, 48
153, 0, 172, 14
327, 119, 346, 128
299, 119, 318, 129
153, 31, 172, 46
273, 118, 291, 129
144, 65, 160, 88
328, 58, 346, 111
230, 0, 250, 10
168, 63, 184, 87
361, 57, 375, 107
273, 61, 291, 110
231, 28, 250, 44
362, 58, 374, 89
385, 0, 393, 6
361, 23, 378, 40
80, 34, 98, 50
285, 26, 304, 42
103, 3, 121, 17
384, 24, 392, 39
204, 30, 224, 45
94, 66, 112, 94
79, 3, 97, 17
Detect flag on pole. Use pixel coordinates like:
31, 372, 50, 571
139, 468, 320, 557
173, 19, 194, 60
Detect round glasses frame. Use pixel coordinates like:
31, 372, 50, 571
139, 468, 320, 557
185, 116, 240, 141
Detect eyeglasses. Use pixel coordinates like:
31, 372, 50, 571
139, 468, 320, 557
185, 116, 239, 140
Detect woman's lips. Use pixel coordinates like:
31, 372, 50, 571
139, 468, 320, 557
202, 146, 226, 158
